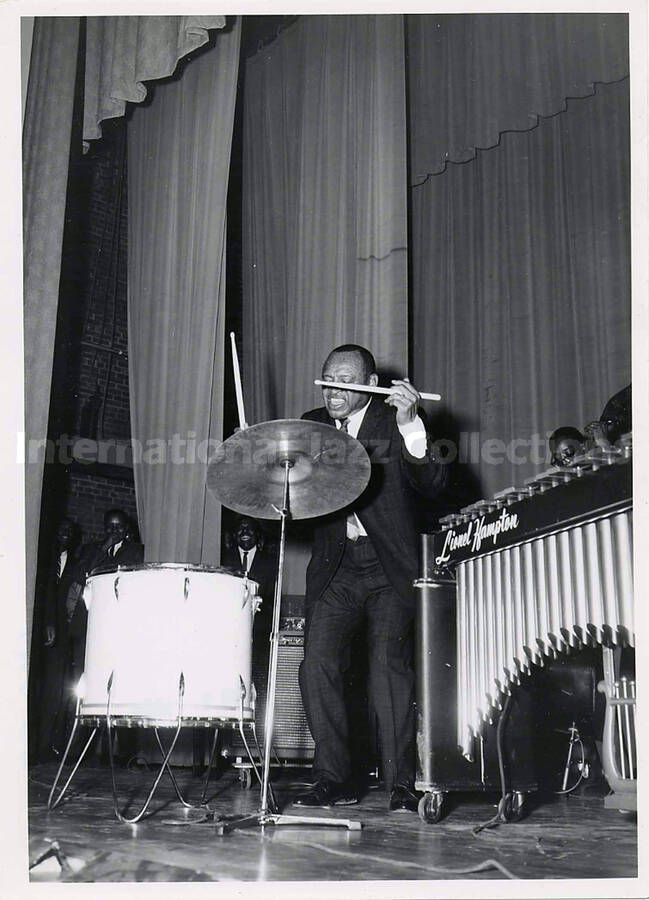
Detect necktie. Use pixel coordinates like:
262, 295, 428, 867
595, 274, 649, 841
338, 418, 363, 540
242, 550, 249, 573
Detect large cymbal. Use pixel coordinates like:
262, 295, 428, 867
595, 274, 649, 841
207, 419, 371, 520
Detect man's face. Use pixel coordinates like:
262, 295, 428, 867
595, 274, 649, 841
104, 513, 128, 542
57, 521, 74, 549
320, 351, 377, 421
551, 438, 581, 467
236, 518, 258, 551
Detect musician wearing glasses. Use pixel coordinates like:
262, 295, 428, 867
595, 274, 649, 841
292, 344, 448, 813
584, 383, 632, 452
549, 427, 586, 468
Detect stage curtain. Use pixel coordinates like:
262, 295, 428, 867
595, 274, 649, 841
83, 15, 226, 144
407, 13, 629, 184
242, 15, 408, 423
411, 78, 631, 499
23, 17, 80, 666
127, 20, 240, 564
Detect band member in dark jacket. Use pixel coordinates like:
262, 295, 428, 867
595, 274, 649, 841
293, 344, 448, 812
66, 509, 144, 677
222, 515, 278, 650
33, 517, 80, 759
585, 383, 632, 451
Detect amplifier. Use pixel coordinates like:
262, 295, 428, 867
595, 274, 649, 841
223, 628, 315, 761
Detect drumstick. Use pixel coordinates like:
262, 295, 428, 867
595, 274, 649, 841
314, 379, 441, 402
230, 332, 248, 429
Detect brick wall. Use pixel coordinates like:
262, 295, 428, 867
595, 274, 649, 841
74, 124, 131, 442
45, 118, 137, 549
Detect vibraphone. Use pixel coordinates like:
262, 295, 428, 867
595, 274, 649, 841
415, 441, 635, 822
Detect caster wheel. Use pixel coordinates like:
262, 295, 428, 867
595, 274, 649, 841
498, 791, 525, 822
511, 791, 526, 821
418, 791, 444, 824
238, 768, 253, 790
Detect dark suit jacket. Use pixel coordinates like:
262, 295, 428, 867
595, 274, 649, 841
302, 398, 448, 609
222, 545, 277, 605
44, 546, 80, 638
222, 544, 278, 640
77, 539, 145, 577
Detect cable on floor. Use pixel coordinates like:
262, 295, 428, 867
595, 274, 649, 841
257, 836, 518, 880
472, 692, 513, 835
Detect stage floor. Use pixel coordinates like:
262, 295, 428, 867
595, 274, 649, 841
27, 762, 637, 884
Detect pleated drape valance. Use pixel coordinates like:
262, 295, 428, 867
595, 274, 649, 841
83, 16, 227, 144
406, 13, 629, 184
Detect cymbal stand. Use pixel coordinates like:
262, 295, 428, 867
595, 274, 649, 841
215, 458, 361, 835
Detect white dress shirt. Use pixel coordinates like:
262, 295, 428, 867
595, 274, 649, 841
57, 549, 68, 578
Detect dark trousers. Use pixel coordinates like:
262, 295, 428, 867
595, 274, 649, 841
299, 538, 415, 792
32, 642, 70, 761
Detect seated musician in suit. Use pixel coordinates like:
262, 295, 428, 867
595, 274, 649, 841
292, 344, 448, 813
224, 516, 275, 588
584, 383, 632, 451
223, 515, 277, 649
66, 508, 144, 679
549, 426, 586, 468
76, 508, 144, 574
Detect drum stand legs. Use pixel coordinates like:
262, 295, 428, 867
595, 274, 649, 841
48, 698, 99, 810
48, 674, 222, 824
105, 677, 186, 824
214, 460, 361, 835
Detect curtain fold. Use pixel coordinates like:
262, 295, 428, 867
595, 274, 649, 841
411, 78, 631, 500
407, 13, 629, 183
84, 15, 226, 144
23, 17, 80, 665
127, 21, 240, 563
242, 15, 408, 423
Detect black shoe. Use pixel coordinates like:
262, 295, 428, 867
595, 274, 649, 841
293, 779, 359, 808
389, 783, 420, 813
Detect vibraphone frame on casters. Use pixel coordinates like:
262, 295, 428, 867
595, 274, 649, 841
414, 566, 537, 825
415, 447, 635, 825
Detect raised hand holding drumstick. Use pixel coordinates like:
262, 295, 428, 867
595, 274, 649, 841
384, 378, 421, 426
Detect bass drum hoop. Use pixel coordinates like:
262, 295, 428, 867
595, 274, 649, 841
88, 561, 243, 577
